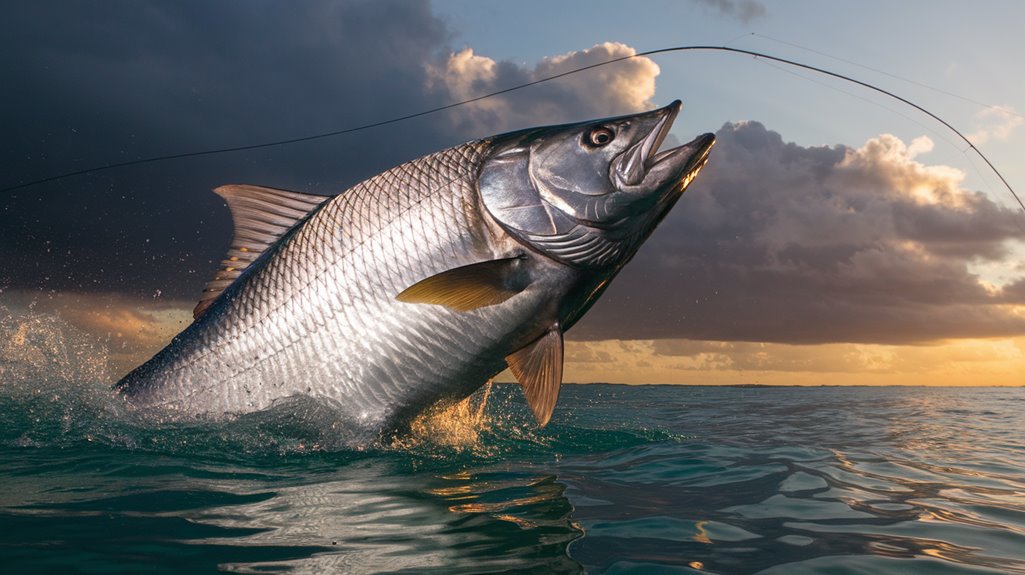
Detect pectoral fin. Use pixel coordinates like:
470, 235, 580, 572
506, 327, 563, 426
396, 258, 526, 312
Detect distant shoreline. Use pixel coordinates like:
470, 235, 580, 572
492, 381, 1025, 388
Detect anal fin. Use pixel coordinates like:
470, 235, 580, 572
506, 327, 563, 426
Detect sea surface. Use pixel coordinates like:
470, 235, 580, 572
2, 310, 1025, 573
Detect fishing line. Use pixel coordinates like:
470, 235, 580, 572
752, 52, 1015, 222
749, 32, 1025, 120
753, 57, 964, 153
3, 45, 1022, 215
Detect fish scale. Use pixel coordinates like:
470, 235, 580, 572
247, 143, 495, 417
118, 142, 527, 425
117, 102, 716, 432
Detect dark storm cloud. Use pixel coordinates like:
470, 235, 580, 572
2, 0, 456, 297
573, 121, 1025, 344
1, 2, 657, 300
2, 1, 453, 183
688, 0, 767, 22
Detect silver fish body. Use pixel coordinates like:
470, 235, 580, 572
116, 101, 715, 433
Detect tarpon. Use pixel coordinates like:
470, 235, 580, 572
115, 101, 714, 432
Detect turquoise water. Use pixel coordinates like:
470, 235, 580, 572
2, 313, 1025, 573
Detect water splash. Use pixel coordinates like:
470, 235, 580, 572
390, 381, 497, 454
0, 301, 111, 388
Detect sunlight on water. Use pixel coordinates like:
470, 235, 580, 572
391, 381, 495, 453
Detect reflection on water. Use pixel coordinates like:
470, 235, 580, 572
2, 452, 585, 574
561, 442, 1025, 574
552, 386, 1025, 574
179, 462, 582, 573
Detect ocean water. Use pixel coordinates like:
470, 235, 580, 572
2, 309, 1025, 573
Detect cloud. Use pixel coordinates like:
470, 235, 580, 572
0, 2, 661, 300
572, 121, 1025, 344
688, 0, 767, 22
999, 276, 1025, 304
967, 105, 1025, 145
426, 42, 661, 133
559, 337, 1025, 385
1, 0, 464, 297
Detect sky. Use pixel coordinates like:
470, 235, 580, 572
2, 0, 1024, 385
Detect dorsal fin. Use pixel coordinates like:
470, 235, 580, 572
193, 184, 331, 319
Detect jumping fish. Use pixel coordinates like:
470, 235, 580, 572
115, 101, 714, 432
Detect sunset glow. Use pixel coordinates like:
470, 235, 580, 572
562, 338, 1025, 387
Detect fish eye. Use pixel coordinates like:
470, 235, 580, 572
587, 126, 615, 147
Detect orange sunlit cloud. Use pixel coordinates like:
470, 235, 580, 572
562, 338, 1025, 386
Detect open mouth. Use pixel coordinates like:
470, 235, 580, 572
650, 101, 715, 184
668, 131, 715, 192
617, 100, 715, 189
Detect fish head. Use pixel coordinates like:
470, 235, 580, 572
480, 100, 715, 269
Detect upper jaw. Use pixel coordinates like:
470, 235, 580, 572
614, 100, 714, 190
638, 100, 681, 173
614, 100, 681, 187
